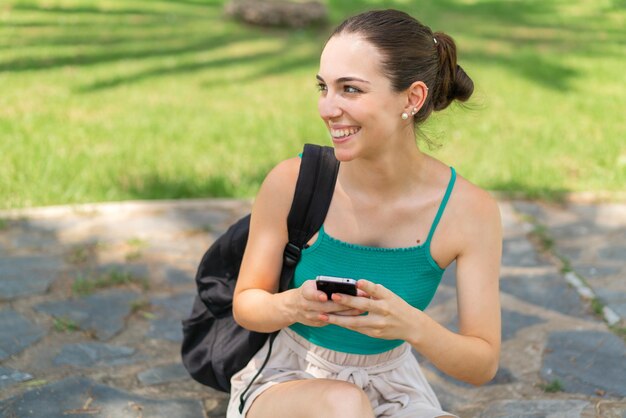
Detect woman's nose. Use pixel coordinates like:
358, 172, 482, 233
318, 94, 342, 120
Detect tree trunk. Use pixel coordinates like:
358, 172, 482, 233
225, 0, 328, 28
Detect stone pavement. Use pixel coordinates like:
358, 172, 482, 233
0, 198, 624, 418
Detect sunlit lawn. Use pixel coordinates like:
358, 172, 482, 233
1, 0, 625, 209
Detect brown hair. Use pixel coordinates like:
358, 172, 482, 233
329, 9, 473, 124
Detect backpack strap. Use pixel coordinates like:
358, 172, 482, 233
281, 144, 339, 290
239, 144, 339, 413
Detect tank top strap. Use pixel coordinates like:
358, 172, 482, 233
425, 167, 456, 245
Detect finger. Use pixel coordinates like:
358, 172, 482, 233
357, 279, 389, 300
301, 280, 328, 302
333, 309, 365, 316
324, 313, 368, 330
331, 293, 372, 311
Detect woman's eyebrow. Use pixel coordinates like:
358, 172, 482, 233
316, 75, 370, 84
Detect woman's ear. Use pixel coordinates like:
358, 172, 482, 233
404, 81, 429, 115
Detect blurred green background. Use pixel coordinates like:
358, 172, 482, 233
1, 0, 625, 209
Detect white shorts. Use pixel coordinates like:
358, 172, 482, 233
226, 328, 458, 418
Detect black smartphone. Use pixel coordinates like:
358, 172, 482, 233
315, 276, 357, 299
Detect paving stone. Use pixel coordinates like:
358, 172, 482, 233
416, 350, 515, 388
35, 290, 138, 341
146, 317, 183, 342
10, 231, 59, 249
501, 237, 542, 267
0, 377, 205, 418
440, 262, 456, 287
173, 208, 232, 227
595, 289, 626, 318
22, 218, 79, 234
53, 343, 137, 367
429, 382, 467, 413
446, 309, 545, 342
573, 264, 621, 280
0, 277, 58, 301
0, 310, 46, 360
164, 267, 194, 286
137, 362, 189, 386
511, 201, 546, 220
0, 367, 33, 390
97, 216, 186, 239
596, 402, 626, 418
541, 330, 626, 397
598, 245, 626, 262
549, 222, 595, 240
433, 365, 515, 389
606, 302, 626, 319
427, 285, 455, 308
0, 256, 63, 300
478, 399, 590, 417
150, 292, 195, 318
95, 263, 149, 279
501, 310, 546, 341
487, 367, 516, 385
500, 274, 591, 318
0, 238, 10, 254
0, 256, 63, 279
556, 246, 583, 261
145, 293, 195, 342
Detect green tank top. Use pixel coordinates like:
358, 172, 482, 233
289, 167, 456, 354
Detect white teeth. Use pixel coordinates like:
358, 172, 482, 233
330, 128, 359, 138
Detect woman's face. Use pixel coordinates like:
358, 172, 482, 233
317, 33, 408, 161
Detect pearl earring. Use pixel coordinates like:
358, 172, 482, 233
411, 108, 418, 115
401, 112, 409, 120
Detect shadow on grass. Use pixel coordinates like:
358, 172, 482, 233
120, 165, 273, 200
3, 0, 623, 92
124, 174, 238, 199
487, 179, 571, 203
0, 32, 258, 73
79, 45, 307, 92
11, 3, 197, 17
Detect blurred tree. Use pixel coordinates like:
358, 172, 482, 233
225, 0, 328, 28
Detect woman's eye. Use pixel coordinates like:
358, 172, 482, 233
316, 83, 327, 92
344, 86, 361, 94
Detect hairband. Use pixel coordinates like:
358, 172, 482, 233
433, 37, 438, 45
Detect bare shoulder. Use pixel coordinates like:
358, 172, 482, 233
448, 173, 502, 243
251, 157, 302, 227
453, 174, 500, 217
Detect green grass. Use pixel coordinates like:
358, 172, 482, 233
125, 237, 148, 261
72, 270, 149, 295
591, 297, 605, 316
53, 316, 79, 332
1, 0, 625, 209
540, 378, 564, 393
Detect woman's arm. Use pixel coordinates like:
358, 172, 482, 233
233, 157, 355, 333
233, 157, 300, 332
408, 190, 502, 385
325, 187, 502, 385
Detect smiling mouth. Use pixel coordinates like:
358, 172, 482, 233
330, 127, 361, 139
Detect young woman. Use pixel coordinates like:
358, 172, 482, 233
228, 9, 502, 418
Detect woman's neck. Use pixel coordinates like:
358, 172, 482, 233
338, 142, 430, 202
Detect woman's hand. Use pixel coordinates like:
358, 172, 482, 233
322, 279, 419, 340
288, 280, 365, 327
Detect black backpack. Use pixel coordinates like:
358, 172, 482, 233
181, 144, 339, 411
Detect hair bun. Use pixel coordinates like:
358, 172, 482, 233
432, 32, 474, 111
450, 64, 473, 102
